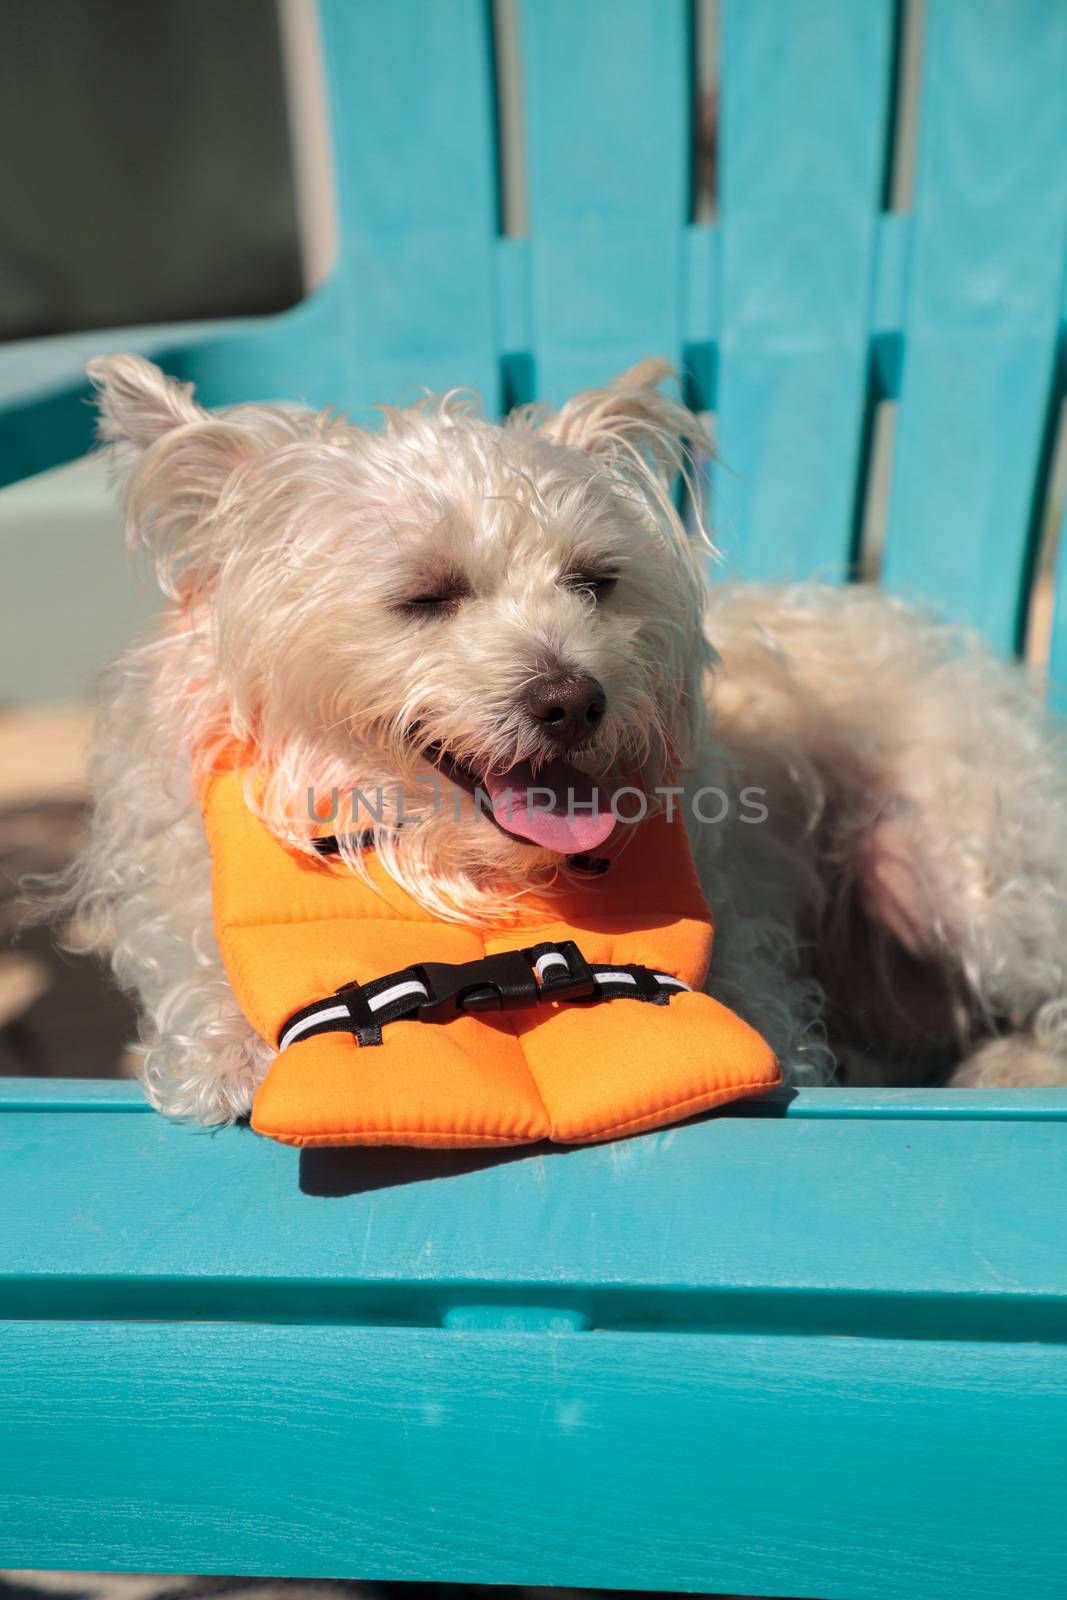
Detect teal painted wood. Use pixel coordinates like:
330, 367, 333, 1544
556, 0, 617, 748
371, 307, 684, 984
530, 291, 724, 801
1, 1085, 1065, 1592
881, 0, 1067, 652
0, 15, 1065, 1589
713, 0, 896, 582
7, 1075, 1067, 1118
178, 0, 503, 423
305, 0, 499, 412
0, 1076, 155, 1110
517, 0, 690, 405
2, 1321, 1065, 1598
2, 1087, 1065, 1334
2, 0, 1065, 655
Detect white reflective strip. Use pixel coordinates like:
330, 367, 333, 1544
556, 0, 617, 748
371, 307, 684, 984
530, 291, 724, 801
369, 978, 430, 1013
591, 970, 691, 992
535, 952, 569, 980
279, 1003, 350, 1053
279, 979, 430, 1052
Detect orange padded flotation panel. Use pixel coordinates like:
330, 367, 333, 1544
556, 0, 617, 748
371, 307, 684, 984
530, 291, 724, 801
200, 762, 780, 1148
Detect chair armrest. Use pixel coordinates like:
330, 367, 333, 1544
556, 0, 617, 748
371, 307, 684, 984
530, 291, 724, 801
1, 1079, 1065, 1595
0, 318, 263, 486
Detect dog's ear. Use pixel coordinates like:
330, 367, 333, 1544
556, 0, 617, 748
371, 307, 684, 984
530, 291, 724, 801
87, 354, 206, 448
87, 355, 284, 601
536, 359, 710, 493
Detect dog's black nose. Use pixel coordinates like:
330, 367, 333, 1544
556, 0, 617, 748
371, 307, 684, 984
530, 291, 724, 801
524, 674, 607, 747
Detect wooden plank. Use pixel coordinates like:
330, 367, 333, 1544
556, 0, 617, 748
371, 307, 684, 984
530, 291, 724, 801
713, 0, 896, 581
310, 0, 500, 413
186, 0, 503, 421
319, 0, 500, 412
6, 1076, 1067, 1120
882, 0, 1067, 652
0, 1077, 152, 1111
1, 1319, 1064, 1597
517, 0, 691, 403
724, 1084, 1067, 1122
315, 0, 502, 419
2, 1096, 1064, 1323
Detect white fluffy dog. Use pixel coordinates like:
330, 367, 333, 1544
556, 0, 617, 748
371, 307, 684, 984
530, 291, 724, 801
53, 354, 1067, 1124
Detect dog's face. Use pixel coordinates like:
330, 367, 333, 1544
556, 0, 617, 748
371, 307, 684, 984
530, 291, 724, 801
92, 355, 713, 913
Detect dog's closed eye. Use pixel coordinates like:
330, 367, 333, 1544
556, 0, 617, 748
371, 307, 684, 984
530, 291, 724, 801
394, 572, 472, 619
560, 568, 619, 601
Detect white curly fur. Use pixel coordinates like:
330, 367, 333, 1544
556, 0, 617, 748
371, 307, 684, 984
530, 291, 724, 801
44, 354, 1067, 1123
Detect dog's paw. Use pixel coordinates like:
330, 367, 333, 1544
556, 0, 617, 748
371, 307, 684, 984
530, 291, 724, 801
949, 1034, 1067, 1088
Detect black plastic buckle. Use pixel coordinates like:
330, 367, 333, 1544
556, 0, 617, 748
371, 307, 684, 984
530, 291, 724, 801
413, 951, 541, 1022
533, 939, 596, 1002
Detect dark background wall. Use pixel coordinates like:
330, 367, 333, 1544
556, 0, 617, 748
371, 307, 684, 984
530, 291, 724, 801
0, 0, 302, 341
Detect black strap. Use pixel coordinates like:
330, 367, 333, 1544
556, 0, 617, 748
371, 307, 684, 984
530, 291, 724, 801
567, 853, 611, 875
277, 940, 689, 1051
312, 831, 376, 856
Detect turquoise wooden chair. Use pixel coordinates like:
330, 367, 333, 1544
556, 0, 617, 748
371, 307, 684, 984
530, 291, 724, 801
2, 4, 1066, 1596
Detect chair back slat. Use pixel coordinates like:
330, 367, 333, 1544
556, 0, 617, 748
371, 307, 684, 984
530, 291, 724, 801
317, 0, 502, 414
712, 0, 897, 582
12, 0, 1067, 705
881, 0, 1067, 653
516, 0, 691, 404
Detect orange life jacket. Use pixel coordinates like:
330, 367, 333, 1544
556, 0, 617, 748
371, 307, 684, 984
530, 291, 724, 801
200, 760, 780, 1148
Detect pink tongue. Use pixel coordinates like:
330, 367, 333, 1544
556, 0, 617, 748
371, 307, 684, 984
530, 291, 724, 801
484, 757, 615, 852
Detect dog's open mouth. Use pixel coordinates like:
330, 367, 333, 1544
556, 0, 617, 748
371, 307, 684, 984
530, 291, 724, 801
429, 745, 616, 853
